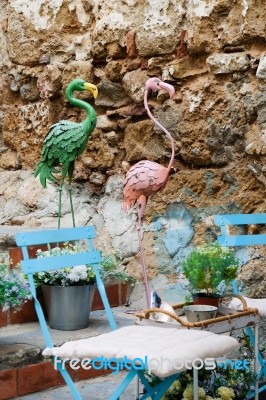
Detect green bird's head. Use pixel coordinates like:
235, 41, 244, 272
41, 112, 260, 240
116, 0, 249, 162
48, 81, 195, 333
67, 78, 98, 99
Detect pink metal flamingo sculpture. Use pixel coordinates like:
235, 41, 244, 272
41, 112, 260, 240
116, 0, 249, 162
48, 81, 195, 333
123, 77, 175, 307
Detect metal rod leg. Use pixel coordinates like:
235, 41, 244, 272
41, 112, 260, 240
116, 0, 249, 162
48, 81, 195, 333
135, 374, 140, 400
58, 186, 63, 229
193, 368, 198, 400
136, 223, 150, 308
68, 185, 76, 227
254, 323, 259, 400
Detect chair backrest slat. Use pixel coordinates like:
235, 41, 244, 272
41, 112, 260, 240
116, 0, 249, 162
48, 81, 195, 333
16, 226, 96, 246
214, 213, 266, 226
15, 225, 117, 348
20, 250, 102, 274
214, 213, 266, 247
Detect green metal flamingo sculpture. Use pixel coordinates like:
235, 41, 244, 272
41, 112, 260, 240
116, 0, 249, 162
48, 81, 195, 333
34, 78, 98, 228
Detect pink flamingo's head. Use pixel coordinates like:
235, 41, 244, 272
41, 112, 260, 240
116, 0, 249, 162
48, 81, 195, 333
145, 77, 175, 99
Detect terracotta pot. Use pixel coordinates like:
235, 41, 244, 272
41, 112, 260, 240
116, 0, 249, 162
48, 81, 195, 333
192, 293, 221, 307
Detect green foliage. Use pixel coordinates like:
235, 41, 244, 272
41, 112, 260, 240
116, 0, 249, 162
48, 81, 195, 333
99, 253, 136, 284
181, 242, 238, 295
0, 253, 32, 311
33, 244, 135, 287
149, 365, 256, 400
162, 352, 256, 400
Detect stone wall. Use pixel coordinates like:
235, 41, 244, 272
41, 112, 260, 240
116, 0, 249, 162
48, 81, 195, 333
0, 0, 266, 304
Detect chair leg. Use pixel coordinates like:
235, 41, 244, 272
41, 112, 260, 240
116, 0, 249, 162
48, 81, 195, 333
135, 375, 140, 400
150, 374, 179, 400
56, 361, 83, 400
94, 266, 117, 330
109, 369, 137, 400
137, 371, 179, 400
233, 289, 266, 396
193, 367, 198, 400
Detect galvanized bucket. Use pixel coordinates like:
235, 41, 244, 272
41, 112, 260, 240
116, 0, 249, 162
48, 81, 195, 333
42, 285, 95, 330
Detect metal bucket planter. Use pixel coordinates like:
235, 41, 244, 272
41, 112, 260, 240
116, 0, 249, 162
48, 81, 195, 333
42, 285, 95, 331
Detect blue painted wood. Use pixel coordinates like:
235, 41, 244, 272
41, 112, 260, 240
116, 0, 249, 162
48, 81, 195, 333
93, 264, 117, 331
16, 226, 96, 246
109, 369, 137, 400
137, 371, 180, 400
152, 374, 180, 400
215, 213, 266, 247
214, 213, 266, 393
217, 234, 266, 247
214, 213, 266, 225
15, 226, 118, 400
57, 363, 83, 400
20, 251, 102, 273
16, 227, 117, 332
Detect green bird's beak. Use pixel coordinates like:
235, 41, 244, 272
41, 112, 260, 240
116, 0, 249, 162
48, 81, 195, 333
84, 82, 98, 99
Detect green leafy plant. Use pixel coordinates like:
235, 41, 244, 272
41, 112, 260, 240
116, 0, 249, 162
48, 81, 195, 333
181, 242, 238, 295
0, 253, 32, 311
100, 253, 136, 284
152, 334, 256, 400
161, 364, 256, 400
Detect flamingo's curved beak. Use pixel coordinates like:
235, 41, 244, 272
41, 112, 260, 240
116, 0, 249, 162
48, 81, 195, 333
84, 83, 98, 99
158, 81, 175, 99
145, 78, 175, 99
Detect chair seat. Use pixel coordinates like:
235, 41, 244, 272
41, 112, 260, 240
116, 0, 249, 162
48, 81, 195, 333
229, 296, 266, 319
43, 325, 239, 379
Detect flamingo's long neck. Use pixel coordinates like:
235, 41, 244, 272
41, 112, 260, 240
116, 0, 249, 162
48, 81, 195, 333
65, 84, 96, 133
144, 90, 175, 172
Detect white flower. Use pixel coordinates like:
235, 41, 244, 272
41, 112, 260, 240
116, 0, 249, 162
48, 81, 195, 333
67, 265, 87, 283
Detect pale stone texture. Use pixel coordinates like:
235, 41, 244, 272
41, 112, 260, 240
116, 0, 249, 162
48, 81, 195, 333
237, 250, 266, 298
206, 53, 250, 74
95, 80, 130, 108
124, 120, 166, 162
122, 69, 148, 104
164, 56, 208, 79
37, 65, 62, 99
256, 55, 266, 80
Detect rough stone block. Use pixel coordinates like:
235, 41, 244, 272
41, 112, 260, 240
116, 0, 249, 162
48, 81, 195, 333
256, 54, 266, 80
206, 53, 250, 74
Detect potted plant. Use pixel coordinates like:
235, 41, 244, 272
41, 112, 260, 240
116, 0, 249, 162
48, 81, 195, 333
33, 243, 96, 331
0, 253, 32, 311
33, 245, 136, 330
181, 242, 238, 306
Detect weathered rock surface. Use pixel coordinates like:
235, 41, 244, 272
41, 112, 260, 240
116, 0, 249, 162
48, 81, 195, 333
238, 249, 266, 298
206, 53, 250, 74
124, 120, 166, 162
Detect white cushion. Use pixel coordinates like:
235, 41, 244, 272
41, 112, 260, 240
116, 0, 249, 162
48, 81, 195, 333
43, 325, 239, 379
229, 296, 266, 318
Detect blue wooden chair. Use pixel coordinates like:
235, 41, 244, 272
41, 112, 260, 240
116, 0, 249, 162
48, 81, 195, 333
16, 226, 117, 400
214, 213, 266, 398
16, 226, 241, 400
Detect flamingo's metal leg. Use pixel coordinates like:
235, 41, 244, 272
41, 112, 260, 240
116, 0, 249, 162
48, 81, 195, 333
68, 163, 76, 228
136, 197, 150, 308
58, 185, 63, 229
68, 183, 76, 228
